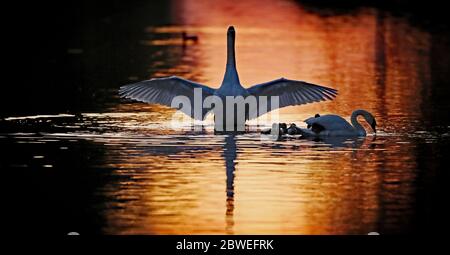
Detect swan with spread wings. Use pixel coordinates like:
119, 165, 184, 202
120, 26, 338, 127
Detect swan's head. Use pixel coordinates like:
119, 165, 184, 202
227, 26, 236, 37
364, 112, 377, 133
355, 109, 377, 134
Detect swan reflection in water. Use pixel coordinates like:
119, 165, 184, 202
303, 135, 376, 149
219, 131, 376, 234
223, 134, 237, 234
98, 124, 377, 234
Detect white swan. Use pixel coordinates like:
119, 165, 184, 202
119, 26, 337, 126
300, 109, 377, 137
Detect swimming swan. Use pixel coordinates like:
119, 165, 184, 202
300, 109, 377, 137
119, 26, 337, 125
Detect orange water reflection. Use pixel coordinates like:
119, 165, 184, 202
104, 0, 431, 234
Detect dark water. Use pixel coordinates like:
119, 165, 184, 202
2, 0, 450, 234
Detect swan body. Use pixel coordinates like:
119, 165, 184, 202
299, 109, 377, 137
119, 26, 338, 129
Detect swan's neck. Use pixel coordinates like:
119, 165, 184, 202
221, 30, 241, 88
350, 110, 370, 136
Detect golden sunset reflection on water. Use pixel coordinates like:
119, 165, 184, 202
100, 0, 433, 234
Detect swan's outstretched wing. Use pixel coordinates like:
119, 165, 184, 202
119, 76, 215, 120
247, 78, 338, 118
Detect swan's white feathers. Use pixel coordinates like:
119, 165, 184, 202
119, 76, 216, 120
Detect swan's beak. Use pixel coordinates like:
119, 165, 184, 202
371, 119, 377, 133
